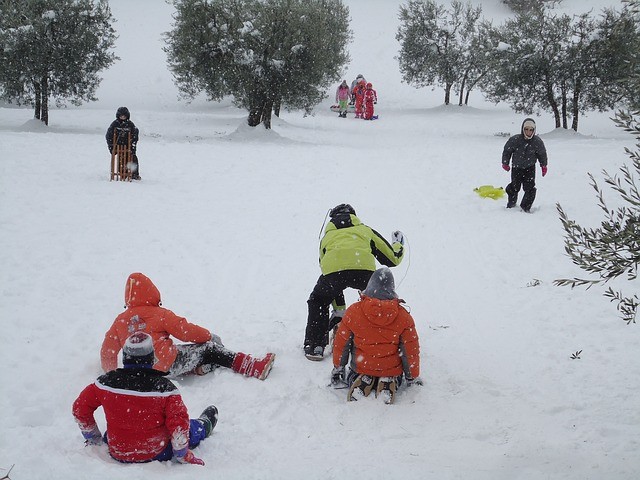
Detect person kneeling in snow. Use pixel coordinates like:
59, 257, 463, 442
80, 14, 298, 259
73, 332, 218, 465
331, 267, 422, 404
101, 272, 275, 380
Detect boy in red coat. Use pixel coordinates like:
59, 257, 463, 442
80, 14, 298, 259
352, 80, 366, 119
101, 272, 275, 379
73, 332, 218, 464
331, 267, 422, 404
363, 83, 377, 120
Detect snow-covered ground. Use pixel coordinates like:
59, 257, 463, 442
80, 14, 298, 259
1, 1, 638, 479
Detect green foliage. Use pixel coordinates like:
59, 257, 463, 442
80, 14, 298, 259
164, 0, 351, 128
555, 110, 640, 324
501, 0, 561, 15
482, 5, 639, 131
396, 0, 484, 105
0, 0, 118, 124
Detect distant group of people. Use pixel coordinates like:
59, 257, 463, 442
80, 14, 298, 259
335, 73, 378, 120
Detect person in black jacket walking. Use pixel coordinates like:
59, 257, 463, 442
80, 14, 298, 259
501, 118, 548, 212
106, 106, 141, 180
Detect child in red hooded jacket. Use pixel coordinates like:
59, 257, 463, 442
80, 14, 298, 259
331, 267, 422, 404
100, 272, 275, 380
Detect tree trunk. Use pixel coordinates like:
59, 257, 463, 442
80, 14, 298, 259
561, 88, 568, 129
273, 98, 281, 118
444, 83, 452, 105
544, 78, 561, 128
464, 89, 471, 106
34, 81, 41, 120
248, 105, 262, 127
571, 84, 581, 132
260, 99, 273, 130
41, 76, 49, 126
458, 73, 467, 106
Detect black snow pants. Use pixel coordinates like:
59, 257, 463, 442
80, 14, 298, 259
169, 338, 236, 376
304, 269, 373, 349
506, 165, 536, 211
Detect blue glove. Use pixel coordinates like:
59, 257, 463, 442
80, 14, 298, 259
81, 425, 103, 446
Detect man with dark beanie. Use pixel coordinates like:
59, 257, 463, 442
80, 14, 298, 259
73, 332, 218, 465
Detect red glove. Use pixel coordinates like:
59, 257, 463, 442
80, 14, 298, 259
541, 165, 548, 177
502, 164, 510, 172
175, 449, 205, 465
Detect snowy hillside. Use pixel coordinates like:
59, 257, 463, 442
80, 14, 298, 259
0, 1, 638, 479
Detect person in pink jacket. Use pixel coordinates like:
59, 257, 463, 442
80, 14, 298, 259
335, 80, 350, 118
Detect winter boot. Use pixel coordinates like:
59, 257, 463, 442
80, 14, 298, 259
198, 405, 219, 437
232, 352, 275, 380
304, 345, 324, 361
376, 376, 397, 405
347, 374, 376, 401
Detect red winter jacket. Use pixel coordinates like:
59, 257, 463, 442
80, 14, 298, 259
333, 295, 420, 378
101, 273, 212, 372
72, 368, 189, 463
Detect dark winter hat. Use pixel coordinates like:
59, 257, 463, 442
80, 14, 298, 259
363, 267, 398, 300
122, 331, 155, 368
116, 106, 130, 120
330, 203, 356, 218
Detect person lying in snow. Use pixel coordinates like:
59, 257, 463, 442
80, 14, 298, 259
74, 332, 218, 465
331, 267, 422, 404
101, 272, 275, 380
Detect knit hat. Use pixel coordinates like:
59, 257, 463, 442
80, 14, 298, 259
522, 118, 536, 139
122, 331, 155, 368
362, 267, 398, 300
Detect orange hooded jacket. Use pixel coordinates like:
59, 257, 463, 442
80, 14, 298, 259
333, 295, 420, 378
100, 273, 212, 372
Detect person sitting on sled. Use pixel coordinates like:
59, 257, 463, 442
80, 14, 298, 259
101, 272, 275, 380
106, 106, 141, 180
303, 204, 405, 361
74, 332, 218, 465
352, 80, 367, 119
363, 82, 378, 120
331, 267, 422, 404
335, 80, 351, 118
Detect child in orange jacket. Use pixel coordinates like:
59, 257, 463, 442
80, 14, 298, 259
331, 267, 422, 403
100, 272, 275, 380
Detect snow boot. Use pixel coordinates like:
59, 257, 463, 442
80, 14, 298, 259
376, 376, 397, 405
231, 352, 275, 380
304, 345, 324, 361
198, 405, 219, 437
347, 374, 375, 401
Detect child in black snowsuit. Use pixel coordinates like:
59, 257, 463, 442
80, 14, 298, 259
501, 118, 548, 212
106, 107, 141, 180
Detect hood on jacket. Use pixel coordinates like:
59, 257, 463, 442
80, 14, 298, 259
521, 117, 536, 140
124, 272, 161, 307
328, 203, 356, 229
116, 106, 130, 120
363, 267, 398, 300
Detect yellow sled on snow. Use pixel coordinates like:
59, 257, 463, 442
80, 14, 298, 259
474, 185, 505, 200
